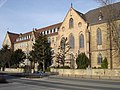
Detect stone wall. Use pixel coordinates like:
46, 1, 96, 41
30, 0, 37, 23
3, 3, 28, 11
5, 68, 24, 73
50, 68, 120, 77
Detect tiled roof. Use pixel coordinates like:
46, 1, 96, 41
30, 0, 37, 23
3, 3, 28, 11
74, 9, 86, 21
7, 31, 19, 44
18, 31, 32, 37
36, 22, 62, 33
85, 2, 120, 25
13, 22, 62, 43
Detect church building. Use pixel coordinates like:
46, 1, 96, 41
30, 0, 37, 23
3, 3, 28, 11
3, 2, 120, 69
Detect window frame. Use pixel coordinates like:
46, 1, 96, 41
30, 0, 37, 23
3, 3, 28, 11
79, 34, 84, 48
69, 18, 74, 29
97, 28, 102, 45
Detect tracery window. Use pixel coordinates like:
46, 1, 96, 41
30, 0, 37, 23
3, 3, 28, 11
69, 18, 74, 28
79, 34, 84, 48
69, 34, 74, 49
97, 28, 102, 45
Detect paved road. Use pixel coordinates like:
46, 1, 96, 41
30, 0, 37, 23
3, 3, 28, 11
0, 75, 120, 90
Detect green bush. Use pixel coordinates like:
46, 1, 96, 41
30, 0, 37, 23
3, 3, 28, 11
45, 67, 50, 72
76, 53, 89, 69
55, 66, 70, 69
101, 57, 108, 69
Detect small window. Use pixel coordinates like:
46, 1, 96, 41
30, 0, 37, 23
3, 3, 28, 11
118, 25, 120, 37
54, 28, 56, 33
60, 37, 65, 49
48, 37, 51, 43
69, 18, 74, 29
98, 11, 103, 21
69, 34, 74, 49
50, 29, 52, 33
97, 53, 102, 65
52, 37, 54, 43
62, 26, 65, 31
98, 16, 102, 20
78, 22, 82, 27
56, 37, 58, 41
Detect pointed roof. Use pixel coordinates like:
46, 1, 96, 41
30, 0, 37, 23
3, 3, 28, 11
7, 31, 19, 44
73, 8, 86, 21
85, 2, 120, 25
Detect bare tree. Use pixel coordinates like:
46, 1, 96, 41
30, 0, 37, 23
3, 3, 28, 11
55, 37, 71, 67
96, 0, 120, 69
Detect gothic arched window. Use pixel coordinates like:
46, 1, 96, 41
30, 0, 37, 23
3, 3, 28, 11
69, 18, 74, 28
97, 53, 102, 64
97, 28, 102, 45
60, 37, 65, 49
69, 34, 74, 49
79, 34, 84, 48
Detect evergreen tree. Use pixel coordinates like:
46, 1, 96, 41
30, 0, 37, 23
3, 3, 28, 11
101, 57, 108, 69
56, 37, 71, 67
76, 53, 89, 69
30, 34, 52, 72
11, 49, 26, 67
0, 45, 12, 71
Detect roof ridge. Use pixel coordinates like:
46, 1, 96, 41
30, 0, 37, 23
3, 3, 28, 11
37, 22, 62, 32
85, 2, 120, 15
7, 31, 19, 35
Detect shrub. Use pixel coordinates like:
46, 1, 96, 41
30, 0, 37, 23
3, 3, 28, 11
101, 57, 108, 69
55, 66, 70, 69
45, 67, 50, 72
76, 53, 89, 69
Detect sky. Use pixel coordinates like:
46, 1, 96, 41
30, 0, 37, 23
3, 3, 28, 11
0, 0, 120, 48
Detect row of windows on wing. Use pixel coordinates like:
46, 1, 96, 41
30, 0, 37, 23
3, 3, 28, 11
39, 27, 59, 35
47, 37, 58, 43
16, 34, 31, 42
18, 43, 28, 48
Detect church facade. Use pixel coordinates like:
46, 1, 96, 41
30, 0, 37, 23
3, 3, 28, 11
3, 2, 120, 69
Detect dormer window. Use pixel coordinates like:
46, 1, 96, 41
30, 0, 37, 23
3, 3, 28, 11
54, 28, 56, 33
99, 15, 102, 20
98, 11, 103, 21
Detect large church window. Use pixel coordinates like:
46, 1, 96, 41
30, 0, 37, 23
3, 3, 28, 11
69, 18, 74, 29
79, 34, 84, 48
69, 34, 74, 49
97, 28, 102, 45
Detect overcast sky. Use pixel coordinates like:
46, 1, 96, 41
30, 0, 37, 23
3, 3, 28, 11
0, 0, 120, 48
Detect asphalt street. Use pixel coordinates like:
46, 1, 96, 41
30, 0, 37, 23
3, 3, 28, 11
0, 75, 120, 90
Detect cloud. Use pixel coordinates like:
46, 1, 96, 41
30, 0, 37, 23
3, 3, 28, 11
0, 0, 7, 8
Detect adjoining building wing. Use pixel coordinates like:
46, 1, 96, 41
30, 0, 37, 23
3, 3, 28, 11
2, 31, 19, 49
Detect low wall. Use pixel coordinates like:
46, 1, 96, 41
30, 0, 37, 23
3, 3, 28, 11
5, 68, 24, 73
50, 68, 120, 78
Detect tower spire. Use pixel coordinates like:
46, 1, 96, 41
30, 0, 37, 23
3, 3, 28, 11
71, 3, 73, 8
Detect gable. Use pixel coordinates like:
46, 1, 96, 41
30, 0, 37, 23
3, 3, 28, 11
2, 33, 12, 47
58, 7, 87, 39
